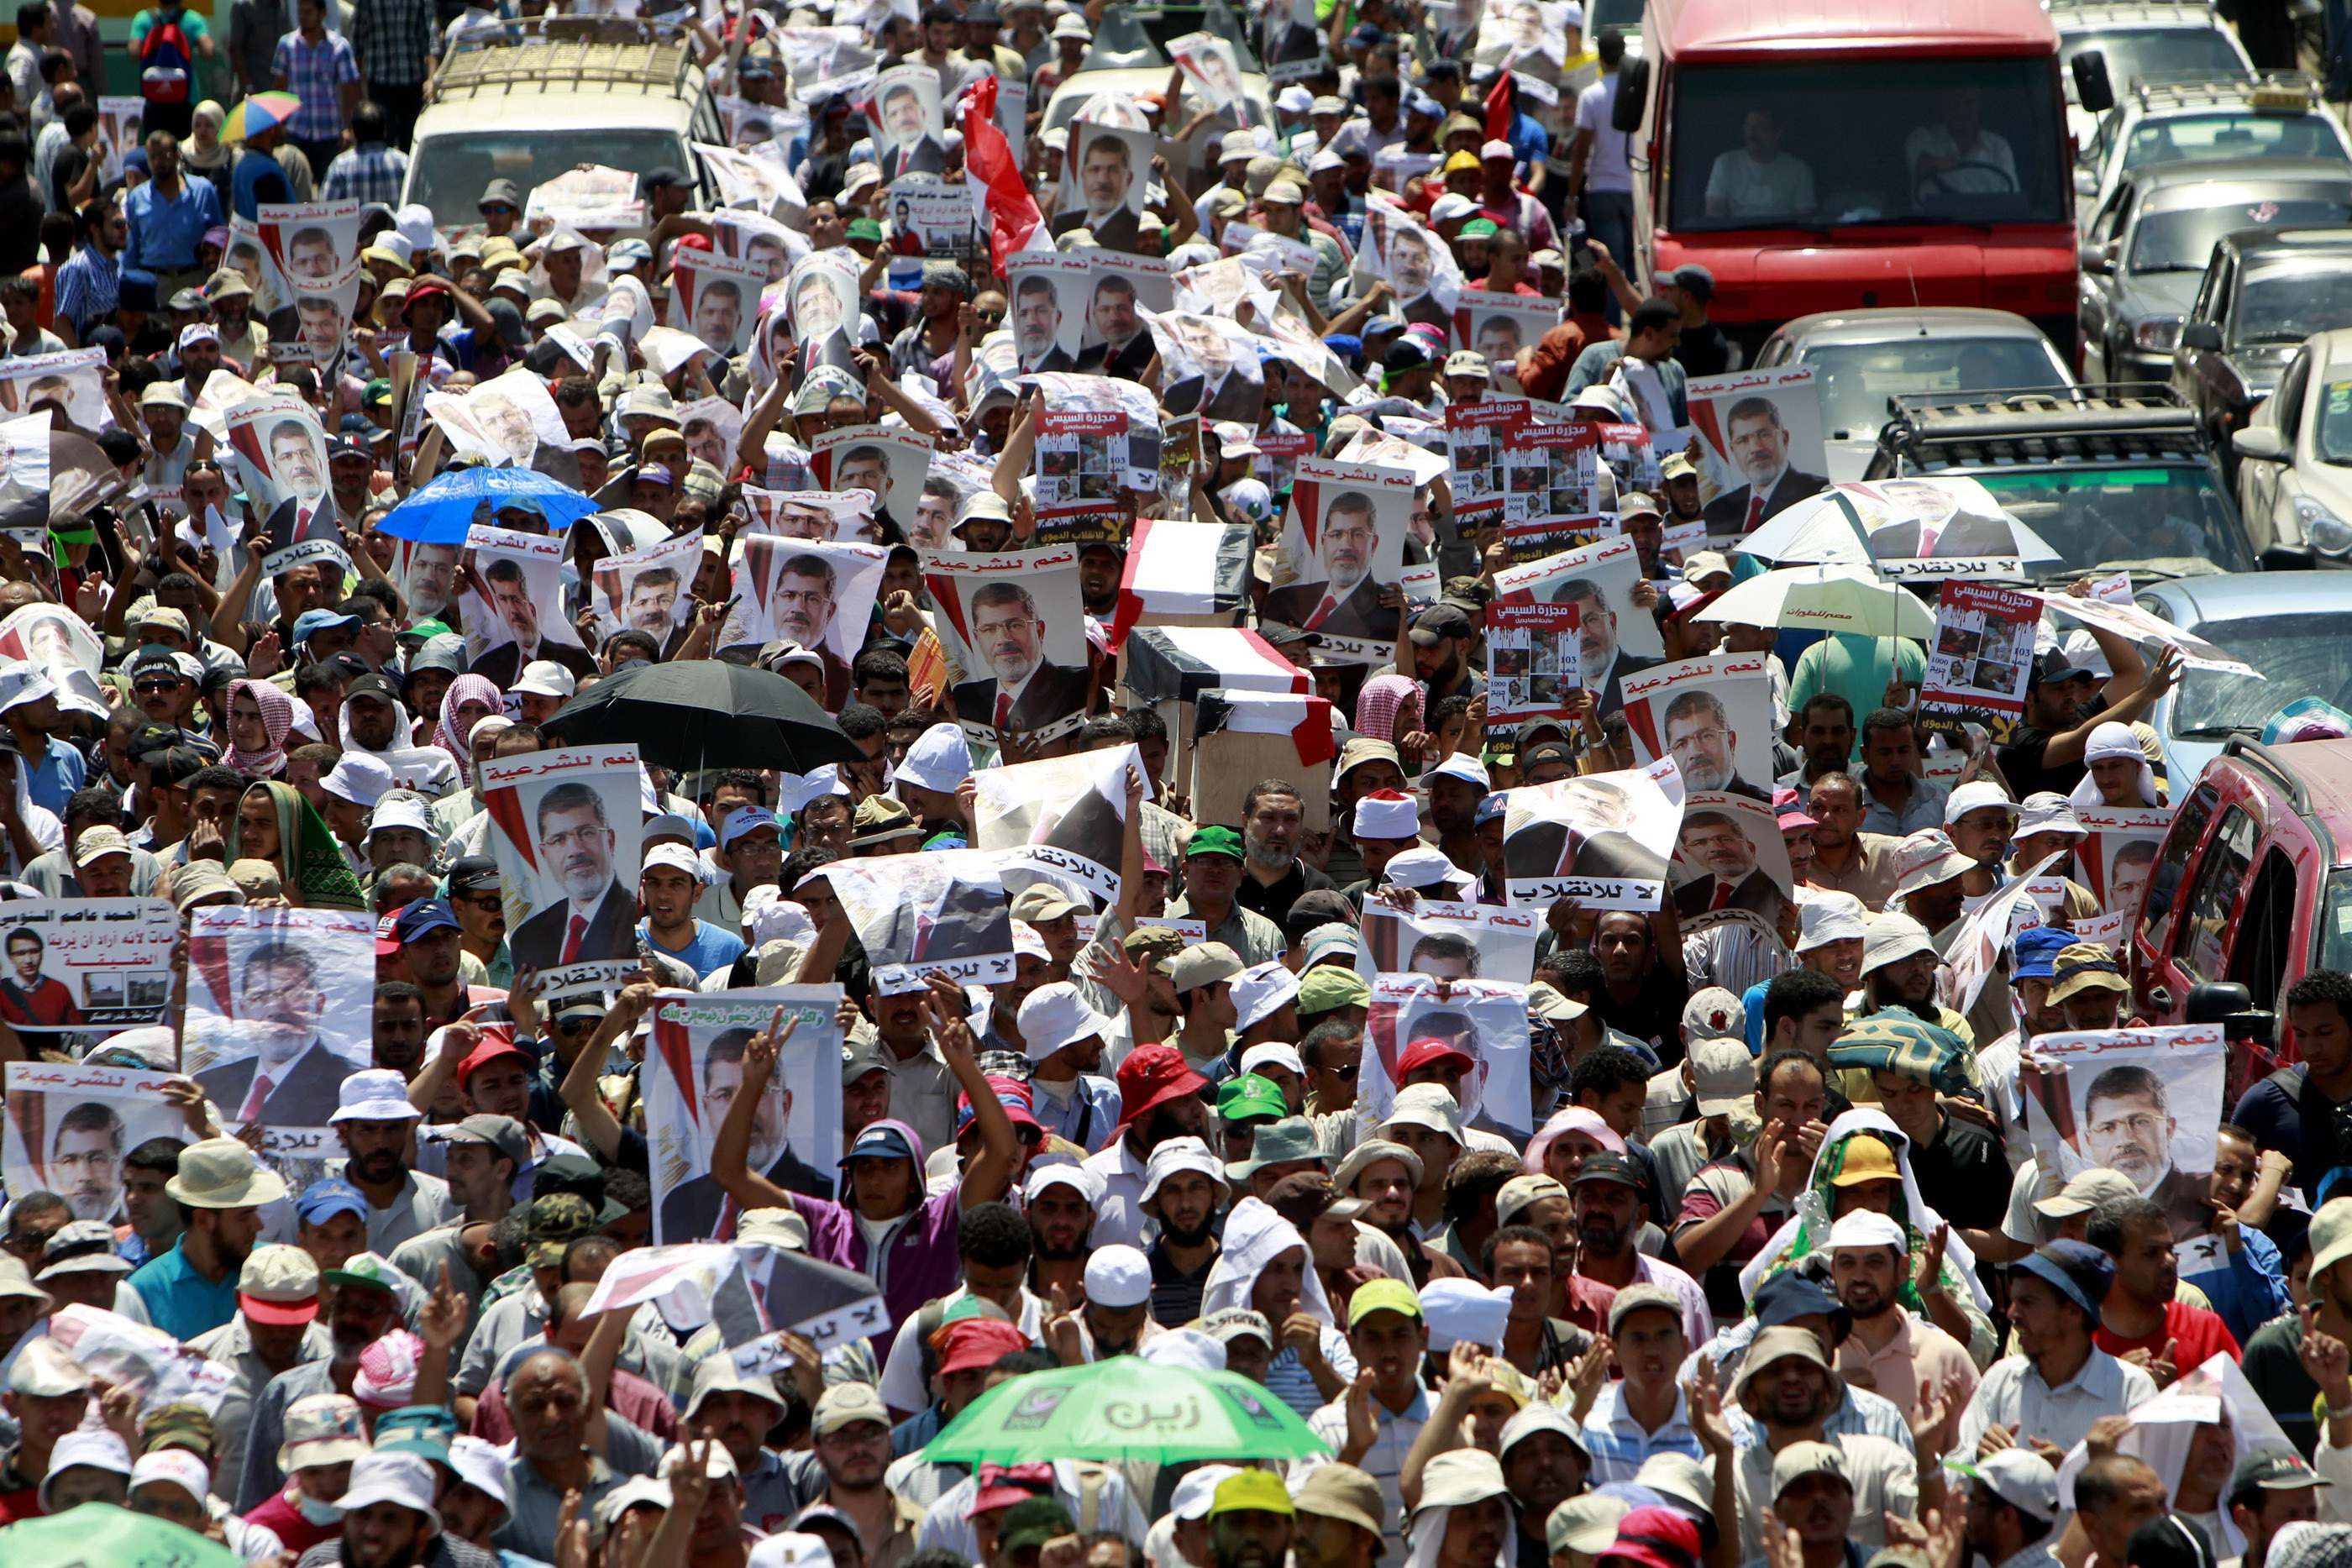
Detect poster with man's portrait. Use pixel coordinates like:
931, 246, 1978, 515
1053, 120, 1155, 251
1143, 309, 1267, 423
971, 743, 1148, 903
785, 249, 864, 369
3, 1062, 187, 1225
1446, 398, 1525, 519
255, 199, 362, 310
722, 535, 889, 705
712, 208, 801, 286
0, 408, 50, 543
738, 485, 883, 545
479, 743, 646, 992
670, 247, 765, 358
0, 603, 106, 721
265, 260, 362, 370
872, 63, 947, 177
224, 395, 330, 522
591, 527, 703, 650
1502, 755, 1686, 909
680, 397, 744, 475
1358, 201, 1462, 332
2076, 806, 2175, 920
426, 368, 570, 472
811, 425, 934, 543
1473, 0, 1572, 71
1454, 294, 1560, 383
0, 349, 106, 436
183, 906, 375, 1156
1359, 902, 1540, 988
1076, 254, 1172, 380
1492, 535, 1662, 715
1501, 419, 1602, 524
924, 546, 1094, 746
2020, 1024, 2226, 1244
0, 899, 176, 1035
822, 849, 1016, 994
1262, 457, 1415, 661
885, 181, 980, 265
96, 97, 142, 184
1919, 581, 2038, 741
644, 987, 845, 1245
1169, 30, 1249, 117
396, 538, 463, 621
223, 218, 271, 311
462, 525, 590, 686
1007, 253, 1092, 374
1362, 974, 1533, 1138
1668, 791, 1796, 922
1688, 367, 1829, 536
1620, 653, 1777, 802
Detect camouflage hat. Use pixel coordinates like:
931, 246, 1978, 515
141, 1402, 216, 1457
524, 1193, 599, 1268
1826, 1009, 1971, 1096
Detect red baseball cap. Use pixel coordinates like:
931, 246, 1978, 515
1598, 1507, 1704, 1568
965, 1461, 1055, 1518
932, 1317, 1031, 1378
459, 1035, 530, 1083
373, 912, 401, 958
1115, 1044, 1208, 1130
1398, 1038, 1475, 1078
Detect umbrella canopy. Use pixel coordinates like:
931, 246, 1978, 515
1735, 480, 2062, 577
0, 1503, 244, 1566
378, 467, 603, 543
539, 658, 867, 775
1692, 562, 1937, 641
921, 1359, 1332, 1466
225, 92, 302, 142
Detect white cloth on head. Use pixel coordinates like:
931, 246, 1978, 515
2052, 1352, 2290, 1558
1419, 1277, 1513, 1351
2067, 721, 2158, 809
1199, 1198, 1335, 1324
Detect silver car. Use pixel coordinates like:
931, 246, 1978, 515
2135, 572, 2352, 782
2230, 327, 2352, 564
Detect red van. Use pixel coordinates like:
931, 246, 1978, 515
1612, 0, 2093, 355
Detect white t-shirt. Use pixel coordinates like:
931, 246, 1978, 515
1903, 123, 2019, 197
1576, 75, 1635, 194
1704, 149, 1816, 218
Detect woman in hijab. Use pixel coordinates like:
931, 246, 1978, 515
225, 780, 367, 910
223, 679, 297, 780
181, 101, 234, 209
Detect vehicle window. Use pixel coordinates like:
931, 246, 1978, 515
1970, 465, 2255, 577
2318, 868, 2352, 976
1667, 59, 2065, 231
1588, 0, 1646, 41
2230, 260, 2352, 349
1799, 338, 2071, 434
2229, 846, 2300, 1012
2180, 803, 2258, 981
2275, 349, 2315, 436
2168, 611, 2352, 734
2121, 111, 2351, 174
2060, 28, 2247, 100
407, 128, 693, 218
2128, 197, 2352, 273
2145, 781, 2217, 951
2318, 379, 2352, 463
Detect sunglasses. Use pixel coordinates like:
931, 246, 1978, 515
1332, 1061, 1359, 1081
134, 679, 181, 695
457, 894, 501, 911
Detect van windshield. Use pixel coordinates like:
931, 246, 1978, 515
1668, 59, 2066, 231
407, 129, 690, 218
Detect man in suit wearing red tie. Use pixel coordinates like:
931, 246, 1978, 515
1700, 395, 1826, 535
1672, 808, 1780, 917
948, 580, 1090, 735
508, 781, 635, 976
1259, 490, 1392, 638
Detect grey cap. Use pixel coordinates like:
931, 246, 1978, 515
478, 178, 522, 212
408, 633, 467, 676
843, 1039, 891, 1086
423, 1113, 531, 1172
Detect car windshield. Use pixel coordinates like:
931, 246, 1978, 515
2234, 259, 2352, 347
2121, 110, 2349, 174
406, 128, 690, 218
1799, 337, 2071, 435
2169, 611, 2352, 734
2061, 28, 2246, 100
1969, 464, 2254, 578
2129, 197, 2352, 272
1668, 59, 2066, 231
1589, 0, 1647, 41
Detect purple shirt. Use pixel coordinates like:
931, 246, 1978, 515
799, 1188, 963, 1354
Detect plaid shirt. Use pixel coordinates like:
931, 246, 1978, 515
349, 0, 438, 86
272, 30, 360, 140
53, 242, 115, 333
322, 141, 408, 204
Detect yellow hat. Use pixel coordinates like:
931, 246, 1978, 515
1442, 149, 1482, 174
1210, 1470, 1295, 1518
1829, 1135, 1900, 1188
1347, 1276, 1423, 1328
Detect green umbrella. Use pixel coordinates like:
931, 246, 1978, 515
0, 1503, 245, 1567
921, 1360, 1333, 1466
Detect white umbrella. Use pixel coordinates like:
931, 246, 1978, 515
1692, 563, 1937, 641
1735, 479, 2062, 577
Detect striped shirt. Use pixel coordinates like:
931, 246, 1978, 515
1580, 1380, 1718, 1486
349, 0, 438, 84
1300, 1387, 1430, 1562
53, 242, 116, 333
272, 30, 360, 140
322, 141, 409, 205
1259, 1327, 1359, 1420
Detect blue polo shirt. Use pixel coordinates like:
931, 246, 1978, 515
635, 918, 745, 980
22, 739, 83, 818
128, 1237, 239, 1340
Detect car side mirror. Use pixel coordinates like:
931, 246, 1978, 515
2078, 243, 2108, 274
1610, 56, 1650, 134
2075, 166, 2098, 197
2234, 425, 2289, 462
2181, 322, 2223, 352
2073, 50, 2116, 114
2187, 980, 2272, 1043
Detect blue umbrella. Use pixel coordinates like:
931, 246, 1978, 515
376, 468, 601, 543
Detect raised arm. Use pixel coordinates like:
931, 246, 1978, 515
928, 973, 1016, 1206
711, 1007, 801, 1213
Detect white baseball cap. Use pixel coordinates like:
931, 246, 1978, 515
328, 1068, 417, 1124
642, 842, 706, 882
512, 661, 578, 700
333, 1451, 440, 1528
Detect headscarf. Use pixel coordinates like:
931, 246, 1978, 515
433, 674, 503, 762
2070, 720, 2160, 808
1199, 1197, 1336, 1325
1523, 1106, 1626, 1175
2053, 1354, 2293, 1558
224, 678, 295, 779
1355, 673, 1424, 749
226, 780, 367, 911
183, 101, 229, 171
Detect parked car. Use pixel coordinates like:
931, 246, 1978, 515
2074, 71, 2348, 229
2134, 573, 2352, 784
2175, 225, 2352, 463
2052, 0, 2253, 147
2227, 328, 2352, 564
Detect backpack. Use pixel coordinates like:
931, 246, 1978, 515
138, 10, 193, 106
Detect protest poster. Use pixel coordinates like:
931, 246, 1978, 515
1620, 653, 1777, 801
0, 899, 176, 1036
2019, 1023, 2226, 1242
1362, 974, 1533, 1137
1160, 412, 1200, 521
1945, 853, 2061, 1018
479, 743, 645, 991
644, 987, 846, 1245
1487, 599, 1581, 735
1371, 146, 1441, 197
2077, 806, 2175, 919
96, 97, 142, 183
785, 249, 864, 364
1446, 399, 1523, 520
1254, 429, 1316, 498
1920, 582, 2039, 741
396, 539, 462, 622
680, 397, 743, 475
1189, 690, 1337, 834
1454, 294, 1559, 380
1029, 375, 1163, 540
182, 906, 374, 1154
809, 425, 934, 543
1360, 901, 1541, 988
739, 487, 881, 545
670, 247, 764, 358
1829, 475, 2036, 578
1143, 310, 1266, 422
428, 368, 571, 472
461, 525, 590, 685
0, 410, 50, 543
700, 144, 804, 220
711, 209, 799, 286
2030, 591, 2264, 678
1357, 200, 1460, 335
1054, 120, 1155, 250
522, 165, 645, 231
266, 260, 362, 369
254, 490, 348, 584
224, 395, 329, 520
1261, 457, 1415, 660
590, 527, 701, 650
1473, 0, 1574, 73
722, 536, 889, 705
888, 179, 980, 264
822, 848, 1016, 993
971, 743, 1147, 903
0, 603, 106, 721
1502, 419, 1603, 523
1169, 30, 1249, 117
1074, 254, 1170, 379
1671, 792, 1796, 919
775, 24, 876, 90
924, 546, 1094, 745
1108, 517, 1255, 643
255, 199, 362, 306
3, 1062, 186, 1224
1502, 756, 1685, 909
1336, 424, 1450, 492
223, 219, 270, 309
1263, 0, 1325, 79
1492, 536, 1662, 714
1008, 252, 1092, 373
872, 63, 948, 176
1687, 366, 1829, 534
1499, 515, 1607, 567
0, 349, 106, 434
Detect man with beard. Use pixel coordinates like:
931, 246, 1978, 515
675, 1357, 795, 1534
1051, 128, 1141, 249
1261, 490, 1390, 638
1078, 541, 1122, 620
876, 77, 946, 179
471, 557, 595, 688
1210, 1470, 1297, 1568
1566, 1153, 1709, 1346
1552, 574, 1658, 716
1141, 1136, 1226, 1325
1725, 1324, 1935, 1560
507, 783, 633, 975
1826, 1209, 1977, 1415
185, 1243, 330, 1492
45, 1102, 119, 1220
1333, 1136, 1458, 1288
782, 1382, 921, 1566
1022, 1161, 1098, 1305
1016, 982, 1121, 1152
2080, 1067, 2211, 1240
233, 1250, 404, 1510
1075, 270, 1152, 379
1663, 689, 1767, 802
1230, 779, 1335, 927
191, 940, 353, 1126
662, 1025, 834, 1246
1857, 913, 1970, 1046
773, 553, 853, 709
266, 417, 328, 510
1699, 397, 1825, 534
622, 565, 682, 640
950, 580, 1089, 736
1085, 1044, 1214, 1248
324, 1069, 456, 1255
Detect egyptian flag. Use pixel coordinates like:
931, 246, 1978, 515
1194, 688, 1339, 770
960, 76, 1042, 277
1485, 71, 1516, 145
1121, 626, 1310, 707
1107, 517, 1255, 648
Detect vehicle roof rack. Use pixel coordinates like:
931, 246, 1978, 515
2222, 736, 2313, 814
431, 18, 699, 101
1880, 384, 2209, 467
2048, 0, 2227, 21
2131, 70, 2316, 110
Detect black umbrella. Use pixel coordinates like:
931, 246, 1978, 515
539, 659, 866, 775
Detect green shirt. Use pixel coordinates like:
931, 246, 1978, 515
1789, 633, 1928, 751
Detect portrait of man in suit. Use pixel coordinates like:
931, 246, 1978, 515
471, 556, 596, 687
879, 81, 946, 178
772, 551, 853, 708
1505, 779, 1670, 888
951, 580, 1090, 735
268, 417, 328, 507
792, 270, 849, 344
691, 275, 747, 355
1074, 272, 1153, 380
1051, 129, 1141, 250
1014, 272, 1074, 374
1386, 223, 1451, 333
660, 1024, 832, 1241
2081, 1062, 2212, 1242
831, 446, 903, 544
50, 1100, 124, 1222
1672, 809, 1778, 917
1261, 490, 1390, 638
1551, 574, 1657, 715
191, 938, 357, 1125
1159, 313, 1260, 422
878, 873, 1016, 967
1662, 689, 1769, 802
623, 565, 684, 637
1700, 395, 1826, 534
509, 780, 635, 975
